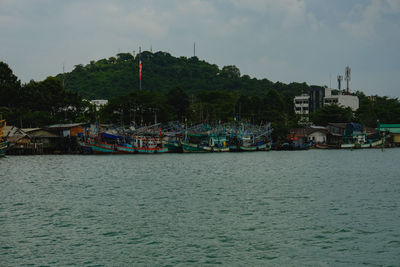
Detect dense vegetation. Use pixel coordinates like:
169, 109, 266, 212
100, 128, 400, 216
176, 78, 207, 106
57, 51, 310, 99
1, 51, 400, 141
0, 62, 91, 128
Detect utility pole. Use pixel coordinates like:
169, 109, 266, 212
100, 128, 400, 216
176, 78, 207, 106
62, 63, 65, 88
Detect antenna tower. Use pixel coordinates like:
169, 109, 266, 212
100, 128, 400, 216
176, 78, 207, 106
345, 66, 351, 95
337, 75, 343, 92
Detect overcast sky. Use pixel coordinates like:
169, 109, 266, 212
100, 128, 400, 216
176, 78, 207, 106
1, 0, 399, 97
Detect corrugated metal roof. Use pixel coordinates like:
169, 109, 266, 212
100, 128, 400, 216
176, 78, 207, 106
28, 130, 60, 138
47, 123, 86, 129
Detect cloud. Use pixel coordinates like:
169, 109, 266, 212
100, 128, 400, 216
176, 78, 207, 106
341, 0, 400, 39
0, 0, 399, 97
222, 0, 322, 30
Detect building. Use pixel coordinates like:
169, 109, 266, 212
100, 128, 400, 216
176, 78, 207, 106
323, 88, 359, 111
294, 87, 359, 120
3, 126, 47, 154
46, 123, 88, 137
309, 86, 326, 114
294, 94, 310, 122
326, 123, 347, 146
306, 127, 328, 144
90, 99, 108, 111
377, 124, 400, 145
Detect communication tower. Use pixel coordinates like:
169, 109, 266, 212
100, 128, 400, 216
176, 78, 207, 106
337, 75, 343, 92
345, 66, 351, 95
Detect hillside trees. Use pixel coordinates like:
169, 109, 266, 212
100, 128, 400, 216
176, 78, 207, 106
0, 62, 21, 108
0, 62, 87, 127
310, 104, 354, 126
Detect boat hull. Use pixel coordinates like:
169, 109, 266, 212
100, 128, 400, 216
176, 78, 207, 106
135, 147, 168, 153
181, 142, 206, 153
0, 141, 8, 156
203, 146, 229, 152
230, 143, 269, 152
116, 144, 137, 154
341, 143, 356, 149
84, 142, 120, 154
165, 141, 183, 153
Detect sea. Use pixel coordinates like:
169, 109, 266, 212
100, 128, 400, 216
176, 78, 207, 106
1, 149, 400, 266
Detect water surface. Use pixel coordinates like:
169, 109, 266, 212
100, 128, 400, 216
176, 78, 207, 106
1, 149, 400, 265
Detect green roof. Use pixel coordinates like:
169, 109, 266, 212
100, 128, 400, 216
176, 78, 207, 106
378, 124, 400, 128
377, 124, 400, 133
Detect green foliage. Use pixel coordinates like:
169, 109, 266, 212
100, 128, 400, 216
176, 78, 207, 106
1, 56, 400, 143
167, 87, 190, 121
356, 96, 400, 127
311, 104, 354, 126
56, 51, 309, 99
100, 90, 171, 125
0, 62, 21, 108
0, 63, 89, 127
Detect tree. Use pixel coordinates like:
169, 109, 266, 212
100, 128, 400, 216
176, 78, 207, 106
262, 88, 285, 122
167, 87, 190, 121
0, 61, 21, 108
221, 65, 241, 79
311, 104, 354, 126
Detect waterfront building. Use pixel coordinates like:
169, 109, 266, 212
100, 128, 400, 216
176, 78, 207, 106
287, 127, 328, 147
377, 124, 400, 145
326, 123, 346, 146
306, 127, 328, 144
47, 123, 89, 137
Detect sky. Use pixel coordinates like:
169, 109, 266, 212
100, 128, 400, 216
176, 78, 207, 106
1, 0, 399, 97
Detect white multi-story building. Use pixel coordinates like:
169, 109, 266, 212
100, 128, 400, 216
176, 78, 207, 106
294, 94, 310, 125
323, 88, 359, 111
294, 94, 310, 116
294, 88, 359, 120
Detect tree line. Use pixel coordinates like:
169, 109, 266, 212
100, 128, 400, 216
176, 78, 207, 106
1, 56, 400, 142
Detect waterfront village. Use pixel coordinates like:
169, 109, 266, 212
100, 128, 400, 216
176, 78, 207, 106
1, 85, 399, 155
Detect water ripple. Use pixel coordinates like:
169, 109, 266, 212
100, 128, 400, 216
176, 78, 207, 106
1, 150, 400, 265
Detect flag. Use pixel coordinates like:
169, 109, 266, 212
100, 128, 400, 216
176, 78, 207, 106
139, 56, 142, 81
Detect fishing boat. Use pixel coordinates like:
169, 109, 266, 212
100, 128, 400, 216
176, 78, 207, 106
181, 131, 209, 152
228, 122, 272, 152
181, 141, 207, 152
341, 138, 384, 149
80, 126, 122, 154
315, 143, 329, 149
164, 140, 182, 153
86, 139, 121, 154
133, 135, 168, 153
202, 135, 230, 152
127, 125, 168, 154
163, 132, 183, 153
0, 118, 7, 157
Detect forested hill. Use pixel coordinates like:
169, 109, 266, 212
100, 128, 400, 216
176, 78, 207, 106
56, 51, 312, 99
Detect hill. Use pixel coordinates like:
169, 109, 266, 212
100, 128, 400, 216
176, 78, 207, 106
56, 51, 312, 99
